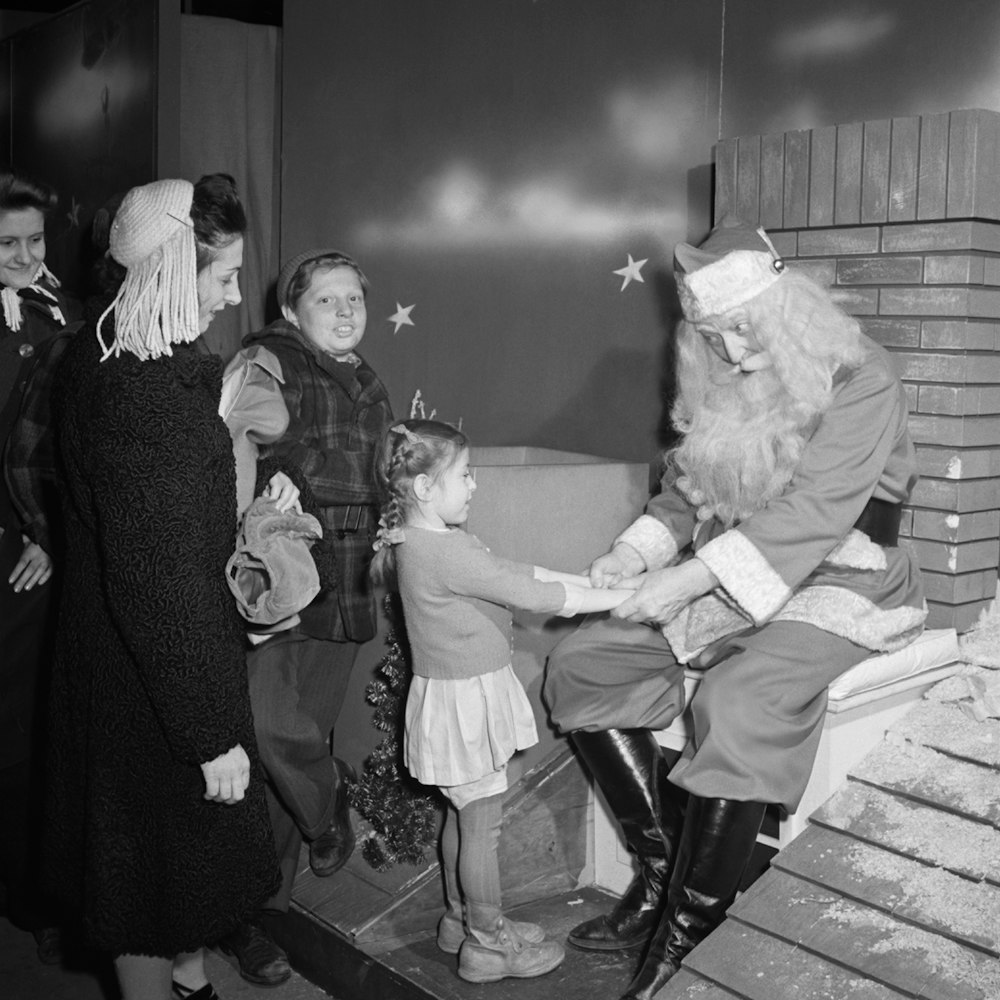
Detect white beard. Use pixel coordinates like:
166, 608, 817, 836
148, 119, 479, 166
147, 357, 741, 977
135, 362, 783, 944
671, 364, 820, 527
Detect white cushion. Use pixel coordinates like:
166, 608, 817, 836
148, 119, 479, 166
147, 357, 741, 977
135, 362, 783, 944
826, 628, 960, 702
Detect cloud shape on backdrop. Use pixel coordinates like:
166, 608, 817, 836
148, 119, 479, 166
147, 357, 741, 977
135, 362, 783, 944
607, 74, 709, 168
355, 161, 683, 251
354, 76, 698, 251
772, 12, 896, 60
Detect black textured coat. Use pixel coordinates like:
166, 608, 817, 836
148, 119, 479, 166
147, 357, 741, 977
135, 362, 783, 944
43, 326, 279, 956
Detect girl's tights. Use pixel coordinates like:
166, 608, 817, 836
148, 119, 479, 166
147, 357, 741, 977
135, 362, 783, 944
442, 793, 504, 938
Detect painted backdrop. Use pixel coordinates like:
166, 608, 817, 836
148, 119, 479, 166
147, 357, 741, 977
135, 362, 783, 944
281, 0, 1000, 463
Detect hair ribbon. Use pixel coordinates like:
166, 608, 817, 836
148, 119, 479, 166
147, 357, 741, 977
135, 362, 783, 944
391, 423, 424, 446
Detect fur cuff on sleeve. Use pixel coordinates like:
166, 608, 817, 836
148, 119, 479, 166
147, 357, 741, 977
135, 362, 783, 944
616, 515, 678, 571
697, 529, 790, 623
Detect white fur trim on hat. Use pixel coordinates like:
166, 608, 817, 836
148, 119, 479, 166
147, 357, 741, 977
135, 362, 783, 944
677, 249, 785, 323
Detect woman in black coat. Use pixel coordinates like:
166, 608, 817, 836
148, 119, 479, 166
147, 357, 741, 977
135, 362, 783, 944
44, 176, 282, 1000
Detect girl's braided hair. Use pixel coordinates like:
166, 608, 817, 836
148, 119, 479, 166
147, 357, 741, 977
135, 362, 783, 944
370, 419, 469, 586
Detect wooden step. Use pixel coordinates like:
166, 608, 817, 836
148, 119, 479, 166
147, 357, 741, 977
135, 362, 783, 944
728, 867, 1000, 1000
681, 921, 911, 1000
773, 824, 1000, 956
813, 780, 1000, 884
849, 738, 1000, 828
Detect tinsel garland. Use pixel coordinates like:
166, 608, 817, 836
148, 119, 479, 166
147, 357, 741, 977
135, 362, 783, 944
348, 595, 441, 871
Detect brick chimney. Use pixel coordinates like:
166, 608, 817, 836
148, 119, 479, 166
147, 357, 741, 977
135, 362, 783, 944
713, 109, 1000, 632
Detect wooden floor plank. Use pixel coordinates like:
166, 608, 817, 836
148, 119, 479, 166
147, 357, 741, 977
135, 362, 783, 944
293, 867, 394, 934
379, 891, 638, 1000
290, 836, 440, 939
272, 886, 640, 1000
772, 825, 1000, 956
731, 868, 1000, 1000
813, 781, 1000, 884
849, 740, 1000, 828
683, 922, 910, 999
889, 702, 1000, 768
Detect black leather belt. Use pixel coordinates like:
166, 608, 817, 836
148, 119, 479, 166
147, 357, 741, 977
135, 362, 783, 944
853, 497, 901, 546
328, 504, 375, 536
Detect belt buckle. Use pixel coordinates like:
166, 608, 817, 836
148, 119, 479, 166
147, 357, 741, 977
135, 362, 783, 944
345, 505, 363, 532
335, 505, 364, 538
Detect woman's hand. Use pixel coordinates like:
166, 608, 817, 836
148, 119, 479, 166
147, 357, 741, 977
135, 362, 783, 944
589, 542, 646, 589
201, 743, 250, 804
8, 536, 53, 593
612, 558, 718, 627
264, 472, 302, 513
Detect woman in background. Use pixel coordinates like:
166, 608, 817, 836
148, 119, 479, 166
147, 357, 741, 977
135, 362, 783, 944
0, 167, 78, 965
44, 175, 279, 1000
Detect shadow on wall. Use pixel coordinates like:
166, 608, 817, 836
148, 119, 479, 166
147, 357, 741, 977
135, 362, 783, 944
652, 265, 683, 456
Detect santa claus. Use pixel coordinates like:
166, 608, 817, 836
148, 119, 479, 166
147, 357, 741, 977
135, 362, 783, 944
544, 217, 926, 1000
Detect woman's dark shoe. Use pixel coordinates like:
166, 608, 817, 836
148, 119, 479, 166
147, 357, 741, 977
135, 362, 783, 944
219, 919, 292, 987
309, 757, 357, 877
620, 796, 766, 1000
171, 981, 220, 1000
568, 729, 685, 952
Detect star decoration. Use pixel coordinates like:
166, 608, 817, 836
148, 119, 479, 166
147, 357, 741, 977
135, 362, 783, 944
66, 197, 82, 228
388, 302, 416, 334
613, 253, 648, 291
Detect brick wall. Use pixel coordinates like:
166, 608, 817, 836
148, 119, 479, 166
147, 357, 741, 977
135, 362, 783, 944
714, 109, 1000, 632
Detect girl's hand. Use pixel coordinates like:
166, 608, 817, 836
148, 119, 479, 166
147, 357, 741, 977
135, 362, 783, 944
201, 744, 250, 804
589, 542, 645, 589
265, 472, 302, 513
9, 536, 53, 593
612, 558, 717, 626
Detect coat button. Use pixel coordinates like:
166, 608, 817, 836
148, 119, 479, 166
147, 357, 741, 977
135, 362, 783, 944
18, 343, 34, 358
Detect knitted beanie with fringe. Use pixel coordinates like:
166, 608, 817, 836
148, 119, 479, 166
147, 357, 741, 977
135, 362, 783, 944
96, 179, 200, 361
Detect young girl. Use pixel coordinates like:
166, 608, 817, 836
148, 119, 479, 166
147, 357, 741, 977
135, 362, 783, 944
372, 419, 635, 984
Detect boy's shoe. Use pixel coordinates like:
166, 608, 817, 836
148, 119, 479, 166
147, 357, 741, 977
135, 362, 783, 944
437, 910, 545, 954
219, 919, 292, 986
457, 918, 565, 983
309, 758, 357, 877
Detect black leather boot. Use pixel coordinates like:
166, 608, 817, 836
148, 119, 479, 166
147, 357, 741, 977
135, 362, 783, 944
620, 795, 766, 1000
568, 729, 686, 951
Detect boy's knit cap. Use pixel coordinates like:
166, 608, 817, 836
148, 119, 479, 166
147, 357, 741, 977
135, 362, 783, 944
276, 247, 347, 310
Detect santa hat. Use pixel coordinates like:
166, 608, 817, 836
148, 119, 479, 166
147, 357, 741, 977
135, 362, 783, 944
96, 179, 200, 361
674, 216, 786, 322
